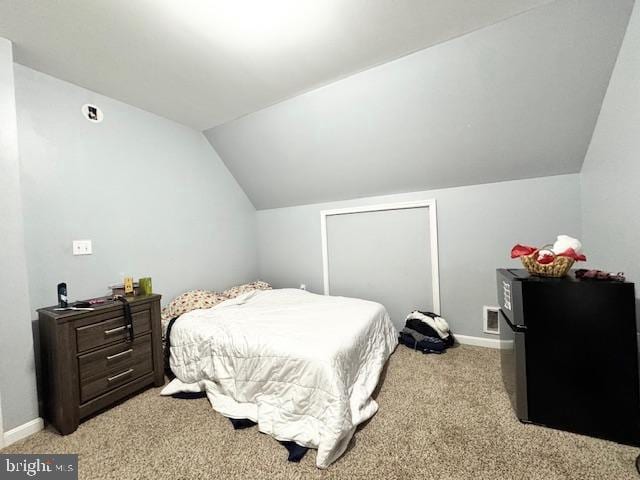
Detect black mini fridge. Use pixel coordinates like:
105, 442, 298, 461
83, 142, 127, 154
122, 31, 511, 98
497, 268, 640, 445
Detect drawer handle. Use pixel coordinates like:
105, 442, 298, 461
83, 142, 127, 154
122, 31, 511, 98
104, 325, 127, 335
107, 369, 134, 382
106, 349, 133, 361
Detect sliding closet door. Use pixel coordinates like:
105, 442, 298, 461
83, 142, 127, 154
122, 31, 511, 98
326, 206, 433, 330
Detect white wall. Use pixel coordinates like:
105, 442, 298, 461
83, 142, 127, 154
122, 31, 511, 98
15, 64, 258, 311
257, 174, 582, 338
0, 39, 39, 431
3, 63, 259, 431
581, 2, 640, 300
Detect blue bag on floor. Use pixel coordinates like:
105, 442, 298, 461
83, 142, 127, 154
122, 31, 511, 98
398, 331, 447, 354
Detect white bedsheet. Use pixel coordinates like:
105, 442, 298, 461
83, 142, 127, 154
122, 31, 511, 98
161, 288, 398, 468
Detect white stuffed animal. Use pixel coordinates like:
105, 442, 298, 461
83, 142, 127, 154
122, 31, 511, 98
552, 235, 582, 255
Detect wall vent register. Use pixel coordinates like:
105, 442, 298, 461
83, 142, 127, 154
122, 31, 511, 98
483, 306, 500, 335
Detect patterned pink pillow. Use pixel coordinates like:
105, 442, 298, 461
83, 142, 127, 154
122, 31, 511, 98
222, 281, 272, 299
161, 290, 227, 322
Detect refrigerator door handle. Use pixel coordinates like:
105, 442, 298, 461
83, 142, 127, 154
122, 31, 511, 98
501, 309, 527, 332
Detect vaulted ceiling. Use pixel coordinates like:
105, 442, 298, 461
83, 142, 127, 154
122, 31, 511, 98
0, 0, 553, 130
205, 0, 634, 208
0, 0, 635, 209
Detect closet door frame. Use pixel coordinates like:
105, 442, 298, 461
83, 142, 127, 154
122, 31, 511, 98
320, 199, 441, 315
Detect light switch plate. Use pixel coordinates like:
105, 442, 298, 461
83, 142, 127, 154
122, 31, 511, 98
73, 240, 92, 255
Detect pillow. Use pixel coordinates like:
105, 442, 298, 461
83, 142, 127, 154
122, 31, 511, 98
223, 280, 272, 299
161, 289, 227, 322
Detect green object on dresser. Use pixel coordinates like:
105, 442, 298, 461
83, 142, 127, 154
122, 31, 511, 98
139, 277, 153, 295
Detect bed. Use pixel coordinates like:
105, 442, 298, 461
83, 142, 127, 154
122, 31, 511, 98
161, 288, 398, 468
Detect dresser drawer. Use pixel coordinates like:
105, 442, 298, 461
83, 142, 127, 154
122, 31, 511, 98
80, 353, 153, 404
78, 334, 152, 382
76, 309, 151, 353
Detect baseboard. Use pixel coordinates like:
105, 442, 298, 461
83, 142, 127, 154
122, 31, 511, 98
3, 417, 44, 447
455, 334, 504, 349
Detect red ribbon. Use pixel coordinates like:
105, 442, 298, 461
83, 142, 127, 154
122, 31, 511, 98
510, 244, 586, 262
559, 247, 587, 261
511, 244, 537, 258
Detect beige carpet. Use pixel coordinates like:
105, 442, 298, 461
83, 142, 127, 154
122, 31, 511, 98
3, 345, 638, 479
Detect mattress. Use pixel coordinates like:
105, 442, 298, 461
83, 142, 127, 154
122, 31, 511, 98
161, 288, 398, 468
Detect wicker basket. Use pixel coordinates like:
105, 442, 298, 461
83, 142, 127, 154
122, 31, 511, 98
520, 244, 575, 278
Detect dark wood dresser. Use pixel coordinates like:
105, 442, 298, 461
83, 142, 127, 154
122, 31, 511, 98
38, 294, 164, 434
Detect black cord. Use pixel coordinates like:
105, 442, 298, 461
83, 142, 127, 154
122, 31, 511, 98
636, 454, 640, 475
117, 296, 134, 342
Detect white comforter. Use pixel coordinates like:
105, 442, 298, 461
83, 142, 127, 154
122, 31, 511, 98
161, 288, 398, 468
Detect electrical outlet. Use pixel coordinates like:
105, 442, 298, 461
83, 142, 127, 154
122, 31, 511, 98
300, 284, 307, 291
72, 240, 92, 256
